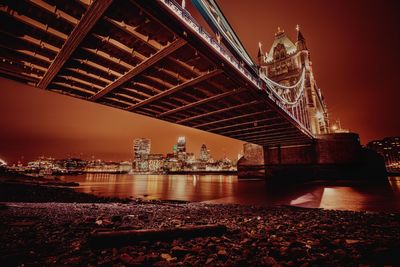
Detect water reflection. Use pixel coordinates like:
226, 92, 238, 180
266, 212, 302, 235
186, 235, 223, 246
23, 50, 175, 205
62, 174, 400, 212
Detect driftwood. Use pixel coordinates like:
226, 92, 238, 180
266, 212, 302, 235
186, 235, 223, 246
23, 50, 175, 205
90, 224, 227, 247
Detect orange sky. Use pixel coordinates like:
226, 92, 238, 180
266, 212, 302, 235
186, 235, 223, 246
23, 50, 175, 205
1, 0, 399, 163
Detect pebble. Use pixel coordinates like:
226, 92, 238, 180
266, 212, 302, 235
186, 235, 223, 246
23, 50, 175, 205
0, 195, 399, 266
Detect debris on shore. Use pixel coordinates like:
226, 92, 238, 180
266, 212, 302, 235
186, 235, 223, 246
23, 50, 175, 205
0, 199, 399, 266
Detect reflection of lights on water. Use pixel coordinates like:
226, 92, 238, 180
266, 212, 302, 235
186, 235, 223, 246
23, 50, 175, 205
86, 173, 117, 183
389, 176, 400, 194
192, 175, 198, 187
290, 193, 317, 205
72, 174, 237, 201
0, 159, 7, 166
320, 187, 367, 211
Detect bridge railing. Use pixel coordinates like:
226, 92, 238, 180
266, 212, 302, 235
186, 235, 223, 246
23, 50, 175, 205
160, 0, 313, 136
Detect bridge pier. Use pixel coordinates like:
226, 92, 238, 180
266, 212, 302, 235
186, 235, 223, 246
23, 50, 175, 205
237, 133, 387, 182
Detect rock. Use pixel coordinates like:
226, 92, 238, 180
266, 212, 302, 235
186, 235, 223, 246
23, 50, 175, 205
345, 239, 360, 245
161, 253, 176, 262
217, 249, 228, 259
289, 241, 305, 248
171, 246, 189, 257
63, 256, 81, 265
205, 257, 214, 265
263, 256, 278, 266
111, 215, 122, 222
120, 253, 134, 265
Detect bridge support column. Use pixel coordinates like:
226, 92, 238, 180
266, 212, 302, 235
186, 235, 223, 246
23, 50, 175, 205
238, 133, 387, 182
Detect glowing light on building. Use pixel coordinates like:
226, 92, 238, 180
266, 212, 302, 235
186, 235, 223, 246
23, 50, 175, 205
0, 159, 7, 166
133, 138, 151, 172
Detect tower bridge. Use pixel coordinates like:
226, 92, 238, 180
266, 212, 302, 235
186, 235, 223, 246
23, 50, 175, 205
0, 0, 386, 180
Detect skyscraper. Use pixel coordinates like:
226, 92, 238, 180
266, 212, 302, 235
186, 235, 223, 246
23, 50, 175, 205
133, 138, 151, 172
177, 136, 186, 154
199, 144, 210, 162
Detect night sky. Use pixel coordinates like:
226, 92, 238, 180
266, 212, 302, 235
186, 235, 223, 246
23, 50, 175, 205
1, 0, 399, 163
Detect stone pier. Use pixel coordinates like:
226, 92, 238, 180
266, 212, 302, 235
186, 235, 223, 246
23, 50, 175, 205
237, 133, 387, 181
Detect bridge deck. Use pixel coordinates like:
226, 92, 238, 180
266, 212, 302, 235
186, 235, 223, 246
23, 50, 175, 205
0, 0, 313, 146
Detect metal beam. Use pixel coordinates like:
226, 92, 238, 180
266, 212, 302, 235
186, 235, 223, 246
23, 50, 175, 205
90, 38, 186, 101
0, 6, 68, 41
73, 58, 123, 78
92, 33, 147, 61
177, 100, 263, 124
104, 17, 162, 50
82, 47, 133, 70
127, 69, 221, 111
168, 57, 201, 75
232, 128, 299, 140
66, 67, 112, 85
256, 138, 312, 146
229, 127, 297, 139
37, 0, 113, 89
244, 132, 305, 142
246, 138, 306, 146
247, 136, 308, 145
195, 110, 266, 129
218, 122, 289, 136
122, 86, 151, 98
252, 138, 310, 146
52, 81, 96, 95
210, 117, 279, 132
28, 0, 79, 26
159, 88, 246, 118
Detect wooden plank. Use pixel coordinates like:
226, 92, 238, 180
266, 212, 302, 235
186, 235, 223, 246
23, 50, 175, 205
127, 69, 222, 111
90, 224, 227, 247
37, 0, 113, 89
90, 38, 186, 101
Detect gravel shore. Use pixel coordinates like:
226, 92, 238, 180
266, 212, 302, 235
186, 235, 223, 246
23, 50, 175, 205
1, 198, 399, 266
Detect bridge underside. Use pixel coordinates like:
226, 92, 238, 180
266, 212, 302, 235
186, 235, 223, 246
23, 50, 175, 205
0, 0, 312, 146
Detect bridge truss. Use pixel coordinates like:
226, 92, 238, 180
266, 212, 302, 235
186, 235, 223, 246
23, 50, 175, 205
0, 0, 314, 146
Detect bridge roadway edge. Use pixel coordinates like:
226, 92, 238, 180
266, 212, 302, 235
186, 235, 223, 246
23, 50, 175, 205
139, 0, 313, 143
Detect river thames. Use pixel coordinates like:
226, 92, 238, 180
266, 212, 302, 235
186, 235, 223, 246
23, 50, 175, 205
61, 174, 400, 212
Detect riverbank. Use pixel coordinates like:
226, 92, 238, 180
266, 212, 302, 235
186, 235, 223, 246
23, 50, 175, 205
0, 182, 399, 266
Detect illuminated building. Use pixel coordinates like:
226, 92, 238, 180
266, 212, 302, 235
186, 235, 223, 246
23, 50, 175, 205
119, 161, 133, 173
176, 136, 187, 161
177, 136, 186, 153
133, 138, 151, 172
148, 154, 165, 173
258, 26, 330, 134
367, 137, 400, 171
199, 144, 210, 162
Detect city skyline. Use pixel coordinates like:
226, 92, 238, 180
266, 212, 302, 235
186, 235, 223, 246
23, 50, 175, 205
1, 0, 399, 163
0, 133, 234, 164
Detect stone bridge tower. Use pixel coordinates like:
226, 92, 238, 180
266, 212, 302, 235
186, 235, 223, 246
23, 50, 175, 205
237, 26, 387, 181
257, 26, 329, 135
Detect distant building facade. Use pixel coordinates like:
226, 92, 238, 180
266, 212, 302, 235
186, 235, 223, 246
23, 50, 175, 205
133, 138, 151, 172
258, 26, 330, 134
148, 154, 165, 173
199, 144, 210, 162
367, 137, 400, 171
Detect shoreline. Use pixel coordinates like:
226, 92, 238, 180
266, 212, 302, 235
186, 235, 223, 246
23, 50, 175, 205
0, 181, 399, 266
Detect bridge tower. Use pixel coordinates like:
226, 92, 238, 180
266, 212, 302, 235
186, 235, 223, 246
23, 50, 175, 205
257, 26, 329, 135
238, 26, 386, 181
